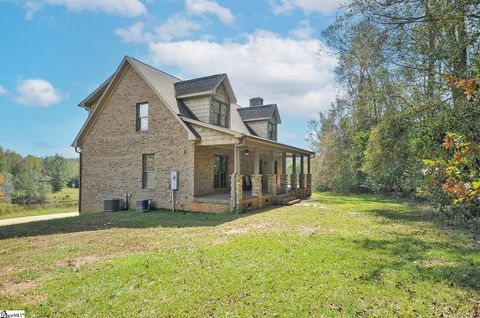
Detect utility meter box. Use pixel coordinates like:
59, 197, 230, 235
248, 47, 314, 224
170, 171, 178, 190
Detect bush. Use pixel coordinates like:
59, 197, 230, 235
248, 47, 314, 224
0, 202, 22, 215
423, 133, 480, 218
13, 169, 51, 204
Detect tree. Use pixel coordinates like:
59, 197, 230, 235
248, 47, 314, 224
42, 155, 69, 192
14, 169, 51, 204
308, 0, 479, 217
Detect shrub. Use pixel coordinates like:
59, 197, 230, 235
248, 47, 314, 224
0, 202, 22, 215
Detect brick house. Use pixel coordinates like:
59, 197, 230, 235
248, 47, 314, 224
72, 56, 314, 213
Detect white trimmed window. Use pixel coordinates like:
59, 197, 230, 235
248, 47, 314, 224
136, 102, 148, 131
210, 100, 229, 128
142, 154, 155, 188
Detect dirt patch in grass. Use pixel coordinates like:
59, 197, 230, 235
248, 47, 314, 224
416, 258, 460, 267
297, 225, 318, 237
0, 279, 39, 295
220, 219, 286, 235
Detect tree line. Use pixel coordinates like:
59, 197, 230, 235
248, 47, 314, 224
308, 0, 479, 218
0, 146, 79, 204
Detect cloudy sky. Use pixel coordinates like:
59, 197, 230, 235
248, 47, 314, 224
0, 0, 340, 158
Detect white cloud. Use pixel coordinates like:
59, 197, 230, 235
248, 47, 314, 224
270, 0, 342, 15
186, 0, 234, 24
154, 14, 202, 41
24, 0, 147, 19
0, 85, 7, 95
116, 14, 202, 43
148, 30, 337, 117
116, 22, 148, 43
24, 1, 42, 20
289, 20, 313, 40
14, 79, 63, 107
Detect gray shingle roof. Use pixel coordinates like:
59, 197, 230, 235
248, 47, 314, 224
174, 74, 226, 96
237, 104, 281, 123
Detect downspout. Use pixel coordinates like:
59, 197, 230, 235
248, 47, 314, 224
232, 137, 245, 211
75, 147, 82, 214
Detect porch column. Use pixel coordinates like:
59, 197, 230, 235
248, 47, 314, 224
267, 174, 277, 196
231, 142, 243, 213
299, 155, 305, 188
279, 152, 288, 193
306, 155, 312, 197
291, 154, 298, 190
252, 150, 262, 197
231, 175, 243, 213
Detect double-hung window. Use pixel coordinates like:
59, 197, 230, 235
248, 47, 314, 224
136, 102, 148, 131
142, 154, 155, 188
213, 155, 228, 188
268, 122, 277, 140
210, 100, 229, 128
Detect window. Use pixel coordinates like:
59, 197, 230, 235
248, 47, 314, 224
268, 122, 277, 140
136, 102, 148, 131
210, 100, 229, 128
214, 155, 228, 188
142, 154, 155, 188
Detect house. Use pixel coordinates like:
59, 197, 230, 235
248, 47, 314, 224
72, 56, 314, 213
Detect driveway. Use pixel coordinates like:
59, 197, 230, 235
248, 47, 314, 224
0, 212, 79, 226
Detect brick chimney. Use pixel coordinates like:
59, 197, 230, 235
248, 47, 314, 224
249, 97, 263, 107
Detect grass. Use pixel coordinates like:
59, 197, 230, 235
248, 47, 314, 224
0, 188, 78, 220
0, 192, 478, 317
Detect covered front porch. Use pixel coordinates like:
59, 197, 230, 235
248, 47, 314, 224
192, 135, 313, 213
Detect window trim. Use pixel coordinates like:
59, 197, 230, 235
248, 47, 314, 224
213, 154, 229, 189
142, 153, 155, 189
268, 121, 277, 140
210, 99, 229, 128
136, 102, 149, 132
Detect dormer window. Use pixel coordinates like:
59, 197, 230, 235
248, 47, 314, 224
211, 99, 229, 128
268, 122, 277, 140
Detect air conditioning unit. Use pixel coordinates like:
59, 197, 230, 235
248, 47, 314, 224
136, 199, 151, 212
104, 198, 121, 212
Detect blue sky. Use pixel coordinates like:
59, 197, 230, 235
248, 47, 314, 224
0, 0, 339, 158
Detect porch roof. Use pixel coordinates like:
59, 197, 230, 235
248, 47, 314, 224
182, 116, 314, 155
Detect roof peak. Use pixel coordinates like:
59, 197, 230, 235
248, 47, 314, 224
126, 56, 182, 81
174, 73, 226, 85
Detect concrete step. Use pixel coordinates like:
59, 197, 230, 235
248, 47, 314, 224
285, 199, 301, 206
276, 196, 299, 205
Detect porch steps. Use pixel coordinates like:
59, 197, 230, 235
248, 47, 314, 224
276, 195, 301, 206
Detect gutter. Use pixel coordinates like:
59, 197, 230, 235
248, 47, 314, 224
74, 147, 82, 214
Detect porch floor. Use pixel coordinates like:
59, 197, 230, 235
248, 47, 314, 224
194, 192, 254, 204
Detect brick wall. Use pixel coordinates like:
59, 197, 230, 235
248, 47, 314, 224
194, 146, 234, 196
80, 64, 195, 213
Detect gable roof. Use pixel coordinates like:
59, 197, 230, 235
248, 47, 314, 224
174, 74, 224, 96
78, 75, 113, 108
237, 104, 282, 124
72, 56, 198, 147
174, 73, 237, 103
73, 56, 312, 154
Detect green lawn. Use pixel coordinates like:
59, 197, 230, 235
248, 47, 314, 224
0, 188, 78, 220
0, 192, 478, 317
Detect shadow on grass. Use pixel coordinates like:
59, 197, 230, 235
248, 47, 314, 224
0, 209, 259, 240
358, 201, 480, 291
354, 234, 480, 291
309, 192, 403, 205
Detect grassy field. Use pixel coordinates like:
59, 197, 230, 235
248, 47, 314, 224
0, 192, 478, 317
0, 188, 78, 220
